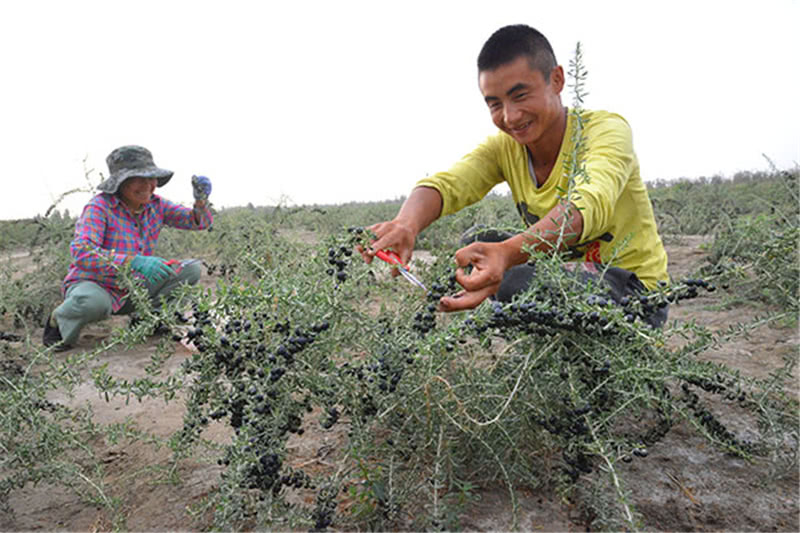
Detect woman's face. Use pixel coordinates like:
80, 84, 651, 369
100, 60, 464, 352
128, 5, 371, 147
119, 177, 157, 211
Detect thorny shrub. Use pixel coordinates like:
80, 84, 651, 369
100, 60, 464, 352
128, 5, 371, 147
123, 220, 790, 531
3, 206, 796, 530
648, 166, 799, 237
703, 169, 799, 315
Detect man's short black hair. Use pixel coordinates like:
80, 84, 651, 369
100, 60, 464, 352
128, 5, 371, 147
477, 24, 557, 81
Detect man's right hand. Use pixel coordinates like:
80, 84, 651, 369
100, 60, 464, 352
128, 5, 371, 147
357, 186, 443, 274
358, 219, 417, 274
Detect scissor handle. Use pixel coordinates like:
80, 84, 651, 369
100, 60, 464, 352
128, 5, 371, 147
375, 249, 409, 270
164, 259, 183, 273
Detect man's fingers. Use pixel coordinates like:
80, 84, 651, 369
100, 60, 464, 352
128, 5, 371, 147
359, 221, 417, 272
368, 232, 393, 257
454, 266, 501, 293
366, 222, 388, 246
438, 285, 497, 312
438, 289, 467, 309
452, 245, 476, 268
356, 244, 374, 264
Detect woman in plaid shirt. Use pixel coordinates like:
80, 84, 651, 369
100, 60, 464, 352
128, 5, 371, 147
43, 145, 213, 350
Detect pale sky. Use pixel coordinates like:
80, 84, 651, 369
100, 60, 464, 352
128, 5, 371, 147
1, 0, 798, 220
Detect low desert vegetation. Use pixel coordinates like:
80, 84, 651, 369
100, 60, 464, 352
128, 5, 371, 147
0, 49, 797, 531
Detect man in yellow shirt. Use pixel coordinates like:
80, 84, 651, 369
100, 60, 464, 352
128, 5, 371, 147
362, 24, 669, 327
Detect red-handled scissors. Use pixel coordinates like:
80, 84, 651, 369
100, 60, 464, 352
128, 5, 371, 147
164, 259, 202, 275
374, 250, 427, 291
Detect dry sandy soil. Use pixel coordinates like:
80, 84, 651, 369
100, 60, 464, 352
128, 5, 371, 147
1, 236, 798, 532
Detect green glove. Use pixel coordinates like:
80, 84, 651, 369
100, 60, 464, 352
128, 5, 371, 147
130, 255, 173, 284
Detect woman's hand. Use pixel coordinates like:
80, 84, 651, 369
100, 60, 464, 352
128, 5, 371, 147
130, 255, 174, 284
191, 175, 212, 201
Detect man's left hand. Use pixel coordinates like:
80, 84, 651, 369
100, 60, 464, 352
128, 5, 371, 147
439, 241, 518, 312
191, 175, 213, 201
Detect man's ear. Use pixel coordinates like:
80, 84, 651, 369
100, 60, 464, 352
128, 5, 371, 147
550, 65, 565, 93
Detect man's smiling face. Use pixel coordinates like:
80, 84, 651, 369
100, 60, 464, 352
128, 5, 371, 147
479, 55, 564, 148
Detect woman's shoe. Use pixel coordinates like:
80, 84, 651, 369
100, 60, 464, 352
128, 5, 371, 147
42, 314, 69, 351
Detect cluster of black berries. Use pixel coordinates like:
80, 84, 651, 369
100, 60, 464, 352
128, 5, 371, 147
325, 245, 352, 282
374, 356, 405, 393
204, 262, 237, 278
311, 483, 339, 531
183, 308, 329, 380
176, 304, 338, 505
0, 331, 22, 342
218, 319, 327, 427
320, 407, 340, 429
531, 349, 679, 480
276, 464, 313, 494
621, 277, 718, 317
680, 277, 716, 295
616, 292, 668, 323
620, 446, 651, 464
333, 343, 418, 434
412, 303, 437, 334
240, 452, 282, 491
174, 407, 211, 447
535, 403, 592, 440
18, 302, 45, 329
412, 275, 457, 334
680, 376, 755, 452
213, 384, 314, 494
561, 449, 594, 481
322, 226, 371, 284
217, 395, 312, 495
461, 274, 722, 339
616, 411, 673, 465
574, 372, 752, 470
684, 374, 748, 402
533, 363, 611, 439
272, 319, 329, 366
625, 381, 676, 453
174, 305, 214, 348
339, 348, 411, 397
470, 295, 624, 339
228, 449, 312, 496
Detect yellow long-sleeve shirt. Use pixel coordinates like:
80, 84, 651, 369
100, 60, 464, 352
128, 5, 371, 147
416, 108, 668, 289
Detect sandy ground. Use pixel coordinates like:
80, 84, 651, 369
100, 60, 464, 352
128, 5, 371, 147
1, 237, 798, 532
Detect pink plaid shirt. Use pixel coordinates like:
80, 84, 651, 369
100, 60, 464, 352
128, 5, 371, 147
62, 193, 212, 311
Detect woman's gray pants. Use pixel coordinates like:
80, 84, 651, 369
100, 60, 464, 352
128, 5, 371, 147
52, 259, 203, 346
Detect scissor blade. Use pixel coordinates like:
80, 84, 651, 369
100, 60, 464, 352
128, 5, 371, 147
397, 266, 427, 291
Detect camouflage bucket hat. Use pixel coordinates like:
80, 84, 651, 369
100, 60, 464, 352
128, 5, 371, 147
97, 145, 174, 194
